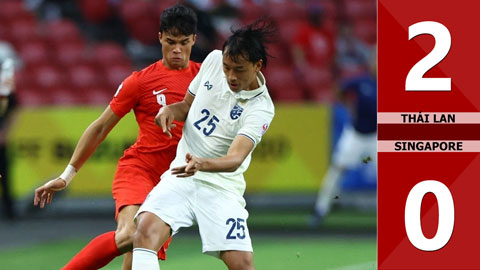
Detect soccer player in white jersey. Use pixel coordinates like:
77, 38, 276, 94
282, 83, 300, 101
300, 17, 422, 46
131, 19, 277, 270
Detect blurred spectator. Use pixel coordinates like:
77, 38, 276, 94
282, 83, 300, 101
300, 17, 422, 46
0, 41, 18, 220
184, 0, 220, 61
291, 2, 335, 101
334, 20, 373, 80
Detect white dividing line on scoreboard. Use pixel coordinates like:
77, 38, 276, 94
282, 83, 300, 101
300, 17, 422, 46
378, 112, 480, 124
378, 140, 480, 152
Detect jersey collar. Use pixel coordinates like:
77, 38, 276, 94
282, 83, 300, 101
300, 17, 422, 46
228, 72, 267, 100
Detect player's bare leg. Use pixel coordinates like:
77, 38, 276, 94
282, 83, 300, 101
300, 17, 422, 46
220, 250, 255, 270
132, 212, 171, 270
116, 204, 140, 270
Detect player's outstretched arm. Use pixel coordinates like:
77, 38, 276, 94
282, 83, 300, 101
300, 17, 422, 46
155, 92, 194, 137
33, 178, 67, 208
33, 106, 121, 208
172, 135, 254, 177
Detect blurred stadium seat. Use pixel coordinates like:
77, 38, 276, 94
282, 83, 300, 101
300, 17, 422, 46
81, 86, 113, 105
118, 0, 158, 44
17, 40, 51, 67
55, 42, 86, 67
344, 0, 376, 19
265, 0, 306, 21
45, 19, 83, 44
0, 0, 30, 23
303, 66, 334, 103
67, 64, 101, 89
17, 87, 53, 106
353, 18, 376, 45
32, 64, 65, 90
103, 63, 133, 90
266, 65, 305, 102
7, 19, 39, 46
93, 42, 130, 66
77, 0, 111, 23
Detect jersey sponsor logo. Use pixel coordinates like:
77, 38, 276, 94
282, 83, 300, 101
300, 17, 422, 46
153, 88, 167, 95
230, 104, 244, 120
204, 81, 213, 90
261, 123, 269, 135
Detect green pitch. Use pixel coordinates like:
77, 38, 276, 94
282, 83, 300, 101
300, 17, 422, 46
0, 234, 376, 269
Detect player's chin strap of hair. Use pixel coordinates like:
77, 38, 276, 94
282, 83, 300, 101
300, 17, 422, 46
59, 164, 77, 186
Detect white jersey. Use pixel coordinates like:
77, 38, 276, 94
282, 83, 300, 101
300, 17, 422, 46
168, 50, 275, 196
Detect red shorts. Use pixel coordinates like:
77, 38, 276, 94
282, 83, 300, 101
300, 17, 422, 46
112, 164, 160, 219
112, 147, 176, 260
112, 146, 177, 218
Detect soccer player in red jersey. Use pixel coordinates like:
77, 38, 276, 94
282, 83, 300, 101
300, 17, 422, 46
33, 5, 200, 270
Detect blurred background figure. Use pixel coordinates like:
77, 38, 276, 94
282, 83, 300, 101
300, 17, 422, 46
0, 41, 18, 221
311, 46, 377, 227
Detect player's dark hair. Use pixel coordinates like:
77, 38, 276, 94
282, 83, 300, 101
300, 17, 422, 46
222, 18, 277, 68
160, 4, 197, 36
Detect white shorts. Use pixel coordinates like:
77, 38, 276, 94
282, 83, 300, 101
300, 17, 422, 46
333, 125, 377, 168
136, 172, 253, 258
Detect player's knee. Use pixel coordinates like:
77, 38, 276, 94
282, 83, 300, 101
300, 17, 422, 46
115, 225, 135, 250
132, 223, 149, 248
224, 252, 254, 270
133, 213, 162, 248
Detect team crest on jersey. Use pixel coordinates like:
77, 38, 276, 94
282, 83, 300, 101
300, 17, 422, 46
230, 104, 244, 120
261, 123, 269, 135
204, 81, 213, 90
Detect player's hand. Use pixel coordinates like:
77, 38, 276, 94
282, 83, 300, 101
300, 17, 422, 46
171, 153, 201, 177
33, 178, 67, 208
155, 106, 176, 138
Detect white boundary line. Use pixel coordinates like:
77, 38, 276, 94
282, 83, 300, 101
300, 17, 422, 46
327, 260, 377, 270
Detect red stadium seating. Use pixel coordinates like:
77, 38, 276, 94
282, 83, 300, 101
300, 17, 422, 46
93, 42, 130, 66
278, 19, 304, 44
54, 42, 86, 67
15, 69, 35, 91
265, 0, 306, 21
265, 65, 305, 102
67, 64, 100, 89
17, 40, 51, 67
45, 19, 83, 43
77, 0, 111, 23
0, 1, 29, 22
353, 18, 376, 45
81, 86, 114, 105
8, 19, 40, 46
303, 66, 334, 103
50, 87, 84, 105
32, 64, 65, 90
103, 63, 133, 89
17, 87, 53, 106
344, 0, 376, 19
118, 0, 158, 44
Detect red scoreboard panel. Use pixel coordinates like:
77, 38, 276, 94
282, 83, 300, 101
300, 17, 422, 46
378, 0, 480, 269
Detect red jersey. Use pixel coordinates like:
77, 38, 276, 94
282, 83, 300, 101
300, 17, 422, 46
110, 60, 201, 175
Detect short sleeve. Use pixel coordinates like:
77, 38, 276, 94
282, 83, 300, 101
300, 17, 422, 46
109, 72, 139, 118
188, 50, 222, 96
237, 105, 274, 146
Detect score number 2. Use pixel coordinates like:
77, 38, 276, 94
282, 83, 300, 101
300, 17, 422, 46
406, 21, 451, 91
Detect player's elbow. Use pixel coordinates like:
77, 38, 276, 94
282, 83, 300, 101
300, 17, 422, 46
225, 157, 244, 172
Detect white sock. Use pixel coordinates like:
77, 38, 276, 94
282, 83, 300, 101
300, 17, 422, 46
132, 248, 160, 270
315, 166, 343, 216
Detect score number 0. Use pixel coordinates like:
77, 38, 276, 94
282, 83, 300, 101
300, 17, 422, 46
403, 21, 454, 251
